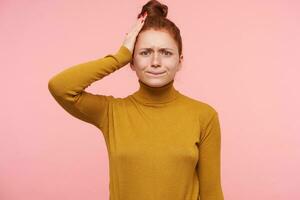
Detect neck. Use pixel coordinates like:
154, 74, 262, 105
131, 79, 179, 106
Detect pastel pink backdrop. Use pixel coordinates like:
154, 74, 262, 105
0, 0, 299, 199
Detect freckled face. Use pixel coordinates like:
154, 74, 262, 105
130, 29, 183, 87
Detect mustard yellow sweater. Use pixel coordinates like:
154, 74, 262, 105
48, 45, 224, 200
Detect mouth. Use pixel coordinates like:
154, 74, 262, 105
146, 71, 167, 77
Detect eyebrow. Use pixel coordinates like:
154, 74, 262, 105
139, 48, 174, 51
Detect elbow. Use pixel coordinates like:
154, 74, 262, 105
48, 76, 78, 103
48, 78, 55, 93
48, 77, 57, 93
48, 76, 64, 98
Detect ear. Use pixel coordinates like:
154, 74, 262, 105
130, 62, 135, 71
177, 54, 183, 71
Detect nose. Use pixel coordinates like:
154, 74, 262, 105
151, 52, 161, 68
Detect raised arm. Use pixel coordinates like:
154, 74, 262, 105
198, 111, 224, 200
48, 12, 147, 133
48, 45, 132, 131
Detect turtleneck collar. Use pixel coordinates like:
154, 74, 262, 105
131, 79, 180, 106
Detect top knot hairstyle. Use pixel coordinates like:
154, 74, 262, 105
134, 0, 183, 57
137, 0, 168, 19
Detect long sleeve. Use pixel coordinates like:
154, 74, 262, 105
47, 45, 132, 132
198, 111, 224, 200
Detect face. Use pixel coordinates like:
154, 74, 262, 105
130, 29, 183, 87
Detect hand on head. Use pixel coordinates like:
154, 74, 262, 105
122, 11, 148, 54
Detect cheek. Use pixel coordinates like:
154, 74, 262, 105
166, 63, 181, 75
165, 60, 180, 70
133, 57, 149, 69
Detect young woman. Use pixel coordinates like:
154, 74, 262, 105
48, 0, 224, 199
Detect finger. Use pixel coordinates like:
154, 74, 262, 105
135, 21, 145, 32
132, 19, 143, 32
132, 20, 144, 33
128, 16, 145, 35
129, 21, 141, 34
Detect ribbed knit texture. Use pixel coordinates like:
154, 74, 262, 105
48, 45, 224, 200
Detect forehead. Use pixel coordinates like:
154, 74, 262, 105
136, 29, 177, 50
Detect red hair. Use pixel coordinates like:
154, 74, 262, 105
132, 0, 183, 59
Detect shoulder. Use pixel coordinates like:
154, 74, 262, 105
178, 93, 218, 125
178, 93, 217, 112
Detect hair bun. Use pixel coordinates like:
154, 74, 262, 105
138, 0, 168, 19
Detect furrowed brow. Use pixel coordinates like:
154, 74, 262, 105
140, 48, 174, 51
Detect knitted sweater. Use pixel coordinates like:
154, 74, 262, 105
48, 45, 224, 200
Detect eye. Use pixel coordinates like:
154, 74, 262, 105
140, 51, 150, 56
163, 51, 173, 56
139, 50, 173, 56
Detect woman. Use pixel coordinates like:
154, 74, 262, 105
48, 0, 224, 199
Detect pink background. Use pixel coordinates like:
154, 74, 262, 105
1, 0, 299, 199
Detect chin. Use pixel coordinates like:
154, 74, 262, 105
141, 78, 171, 87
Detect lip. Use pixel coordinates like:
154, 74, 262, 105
146, 71, 167, 77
